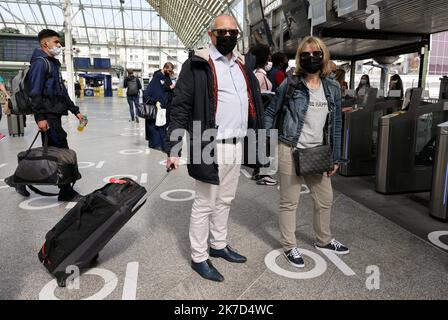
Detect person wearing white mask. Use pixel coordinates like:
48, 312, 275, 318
249, 44, 278, 186
13, 29, 86, 201
251, 44, 273, 93
356, 74, 371, 96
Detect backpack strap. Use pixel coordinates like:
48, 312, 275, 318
37, 57, 52, 79
28, 180, 78, 198
27, 185, 59, 197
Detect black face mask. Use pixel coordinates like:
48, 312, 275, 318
216, 36, 238, 56
300, 56, 323, 74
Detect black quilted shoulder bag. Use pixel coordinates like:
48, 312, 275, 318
292, 143, 332, 176
277, 77, 333, 176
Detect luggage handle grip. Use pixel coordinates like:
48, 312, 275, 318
23, 131, 49, 159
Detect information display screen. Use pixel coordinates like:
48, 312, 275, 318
0, 35, 38, 62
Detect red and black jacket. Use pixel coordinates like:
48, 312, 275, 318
165, 49, 264, 185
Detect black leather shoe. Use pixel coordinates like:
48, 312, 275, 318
191, 259, 224, 282
210, 245, 247, 263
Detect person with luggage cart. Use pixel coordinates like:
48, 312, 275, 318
12, 29, 86, 201
0, 75, 10, 141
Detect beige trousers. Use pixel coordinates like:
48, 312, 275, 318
190, 142, 242, 263
278, 142, 333, 250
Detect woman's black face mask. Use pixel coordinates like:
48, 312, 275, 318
300, 55, 323, 74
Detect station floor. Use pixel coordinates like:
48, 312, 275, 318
0, 96, 447, 300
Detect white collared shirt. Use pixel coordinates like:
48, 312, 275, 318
209, 44, 249, 140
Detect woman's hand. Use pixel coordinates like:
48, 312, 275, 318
325, 164, 339, 177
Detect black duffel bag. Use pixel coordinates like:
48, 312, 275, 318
137, 102, 157, 120
38, 178, 147, 287
5, 131, 81, 194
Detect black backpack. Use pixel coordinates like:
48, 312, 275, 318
127, 77, 139, 96
10, 57, 51, 115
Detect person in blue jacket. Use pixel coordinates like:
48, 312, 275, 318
14, 29, 86, 201
143, 62, 175, 150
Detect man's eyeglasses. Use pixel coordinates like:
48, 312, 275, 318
300, 51, 323, 59
212, 29, 239, 37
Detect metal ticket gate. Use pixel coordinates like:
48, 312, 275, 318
375, 88, 448, 194
430, 121, 448, 221
340, 88, 402, 176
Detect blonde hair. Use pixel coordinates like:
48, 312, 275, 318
295, 36, 331, 77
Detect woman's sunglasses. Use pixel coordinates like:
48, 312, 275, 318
300, 51, 323, 59
212, 29, 240, 37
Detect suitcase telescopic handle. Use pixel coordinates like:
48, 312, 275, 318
131, 168, 173, 213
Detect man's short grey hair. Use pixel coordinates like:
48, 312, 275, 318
209, 14, 236, 30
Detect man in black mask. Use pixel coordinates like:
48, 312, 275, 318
165, 15, 264, 282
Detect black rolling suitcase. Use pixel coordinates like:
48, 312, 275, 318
38, 177, 148, 287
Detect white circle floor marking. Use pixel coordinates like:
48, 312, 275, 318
120, 133, 143, 137
277, 184, 310, 194
0, 178, 10, 190
264, 249, 327, 279
160, 189, 196, 202
78, 162, 96, 169
119, 149, 144, 155
19, 197, 60, 210
103, 175, 139, 184
428, 231, 448, 250
39, 268, 118, 300
301, 184, 310, 194
159, 159, 187, 166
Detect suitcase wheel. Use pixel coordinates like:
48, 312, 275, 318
89, 253, 100, 268
57, 276, 67, 288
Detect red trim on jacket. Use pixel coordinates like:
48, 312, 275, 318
207, 57, 257, 119
208, 58, 219, 114
236, 60, 257, 119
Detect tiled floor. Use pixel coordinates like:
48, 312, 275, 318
0, 96, 447, 300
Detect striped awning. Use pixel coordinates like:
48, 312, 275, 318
147, 0, 233, 48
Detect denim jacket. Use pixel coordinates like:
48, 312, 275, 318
264, 74, 342, 164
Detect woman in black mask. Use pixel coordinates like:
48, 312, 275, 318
264, 36, 348, 269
